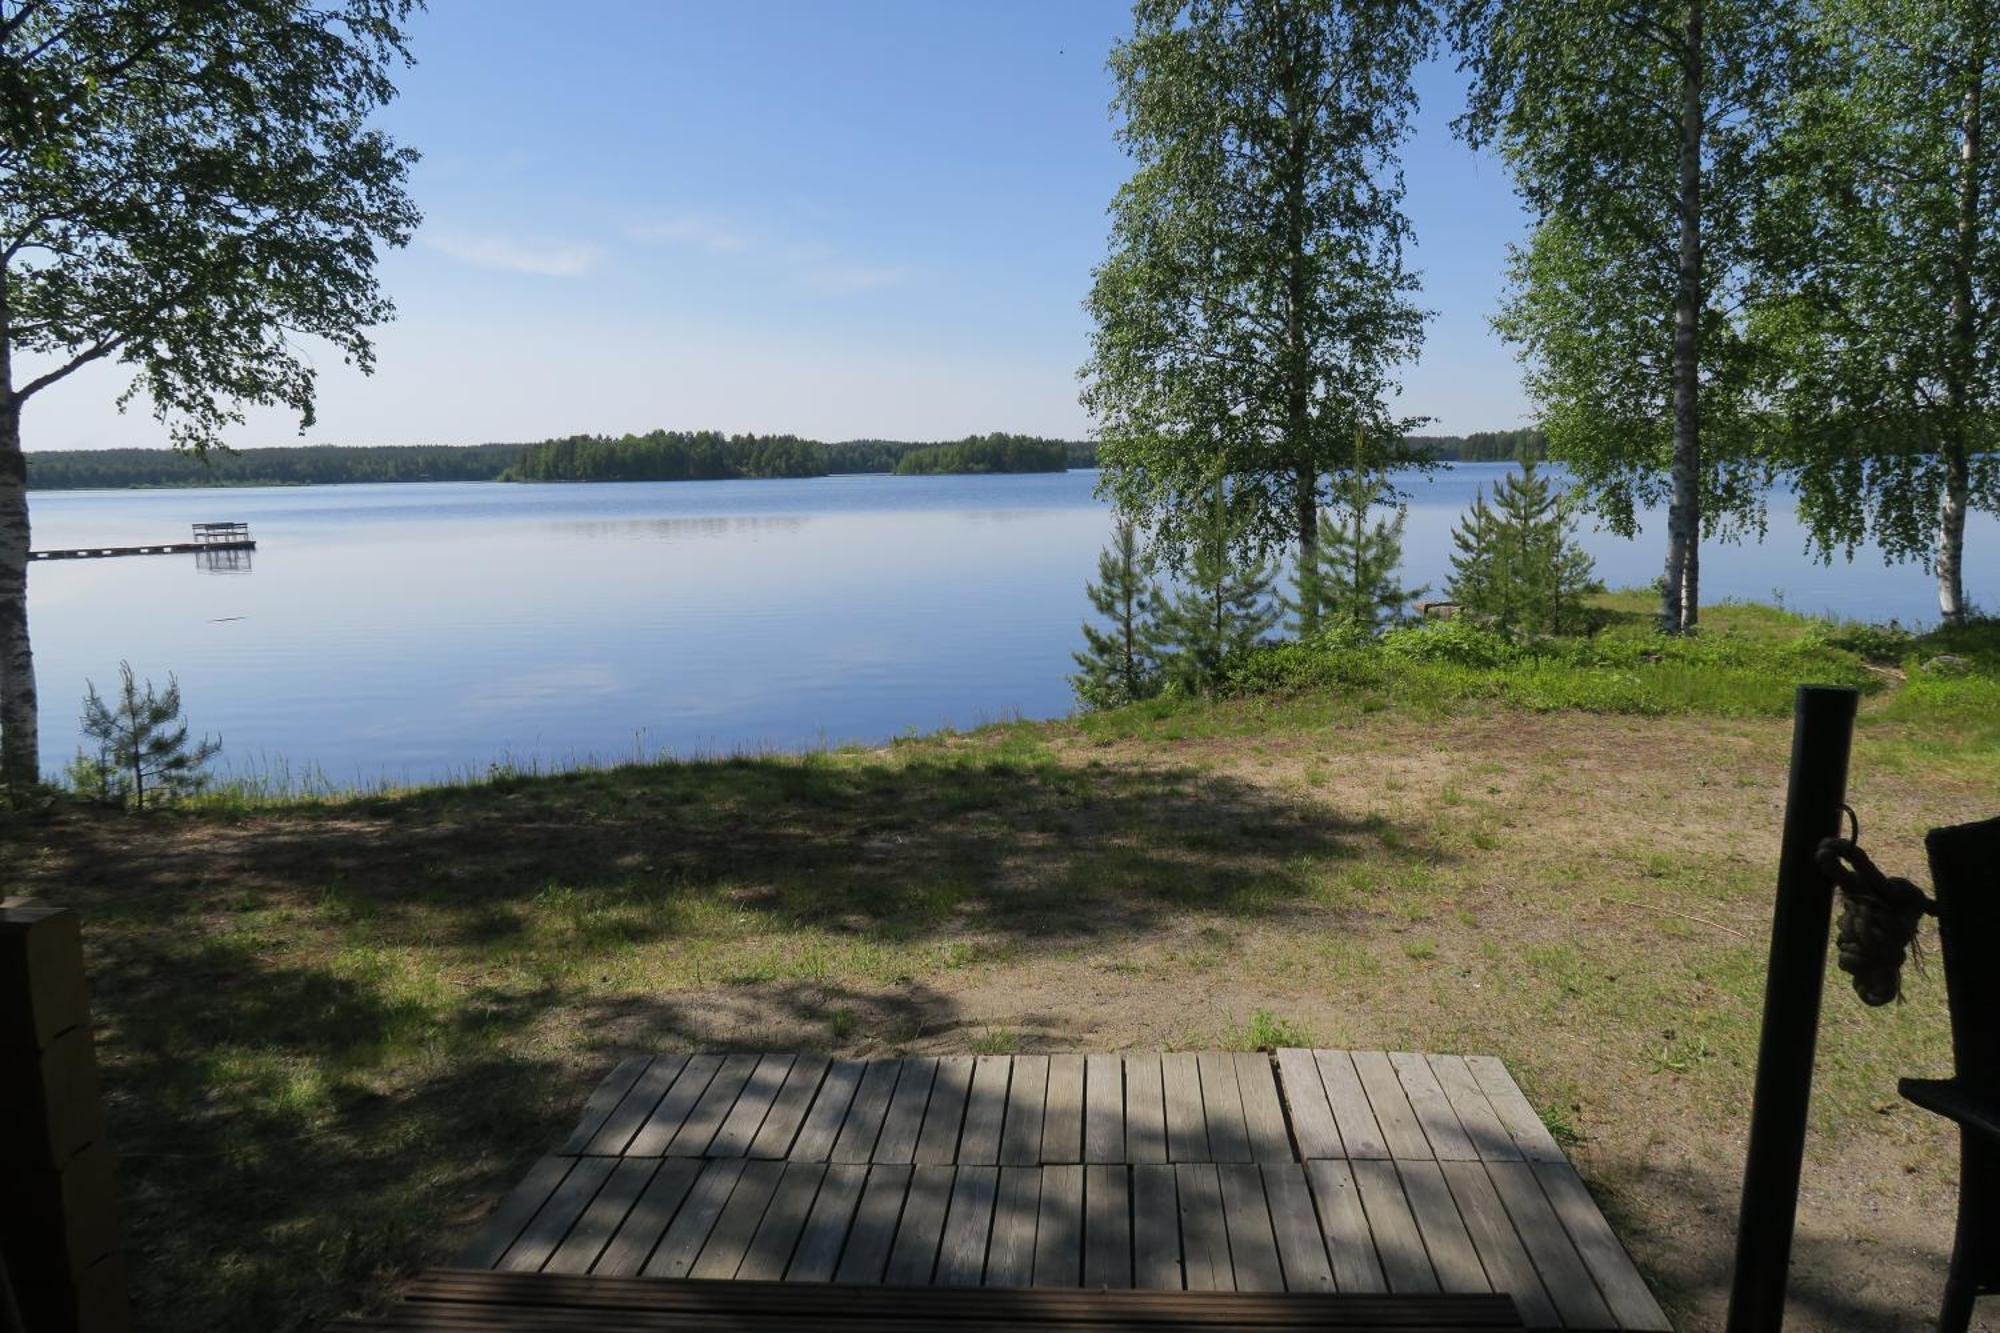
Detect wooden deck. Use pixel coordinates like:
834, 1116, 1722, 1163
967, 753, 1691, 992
446, 1051, 1668, 1331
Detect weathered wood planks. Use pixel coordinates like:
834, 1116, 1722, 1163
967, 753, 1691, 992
452, 1049, 1667, 1330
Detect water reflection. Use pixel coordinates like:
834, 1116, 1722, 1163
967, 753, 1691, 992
22, 469, 1992, 785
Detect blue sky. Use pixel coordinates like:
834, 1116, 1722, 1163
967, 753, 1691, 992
33, 1, 1535, 451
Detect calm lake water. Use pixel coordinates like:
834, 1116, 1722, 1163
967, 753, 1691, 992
26, 466, 1989, 786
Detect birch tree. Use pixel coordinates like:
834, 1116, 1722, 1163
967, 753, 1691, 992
0, 0, 420, 789
1453, 0, 1801, 633
1753, 0, 1999, 623
1083, 0, 1433, 598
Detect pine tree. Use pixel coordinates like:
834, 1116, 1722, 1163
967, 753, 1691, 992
1446, 461, 1600, 637
1291, 469, 1425, 634
1071, 517, 1164, 709
1154, 487, 1280, 696
69, 664, 222, 809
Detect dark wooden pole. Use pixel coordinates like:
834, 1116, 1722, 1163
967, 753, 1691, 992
1725, 684, 1859, 1333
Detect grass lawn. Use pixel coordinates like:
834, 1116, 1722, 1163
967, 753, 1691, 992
3, 595, 1995, 1331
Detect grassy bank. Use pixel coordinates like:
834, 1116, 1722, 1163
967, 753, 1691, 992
3, 595, 1994, 1330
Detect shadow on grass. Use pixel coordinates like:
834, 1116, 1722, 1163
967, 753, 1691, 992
2, 746, 1437, 1331
1587, 1151, 1961, 1332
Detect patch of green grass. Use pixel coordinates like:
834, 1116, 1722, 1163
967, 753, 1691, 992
970, 1027, 1022, 1055
1233, 1008, 1316, 1050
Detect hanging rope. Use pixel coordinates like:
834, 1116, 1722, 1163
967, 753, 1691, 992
1815, 835, 1936, 1006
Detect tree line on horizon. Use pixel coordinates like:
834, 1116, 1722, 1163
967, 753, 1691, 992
22, 430, 1546, 491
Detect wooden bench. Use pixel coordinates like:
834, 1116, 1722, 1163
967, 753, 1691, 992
334, 1270, 1526, 1329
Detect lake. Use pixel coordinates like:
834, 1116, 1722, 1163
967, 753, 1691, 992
26, 466, 1988, 787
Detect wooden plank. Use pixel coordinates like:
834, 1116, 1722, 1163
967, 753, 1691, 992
456, 1156, 574, 1267
1032, 1164, 1082, 1288
1083, 1163, 1133, 1290
915, 1057, 974, 1165
872, 1057, 938, 1165
559, 1057, 650, 1153
1000, 1055, 1049, 1166
1161, 1052, 1208, 1163
1083, 1054, 1124, 1164
1131, 1163, 1181, 1289
1466, 1056, 1570, 1164
1042, 1055, 1084, 1164
986, 1166, 1043, 1286
1349, 1159, 1437, 1294
1485, 1161, 1614, 1330
788, 1059, 865, 1163
498, 1156, 616, 1272
735, 1162, 827, 1281
1234, 1052, 1292, 1163
545, 1158, 657, 1274
1440, 1160, 1556, 1327
707, 1054, 794, 1159
690, 1158, 786, 1279
1261, 1163, 1335, 1293
935, 1165, 1000, 1285
783, 1164, 866, 1282
1391, 1052, 1477, 1162
1396, 1160, 1488, 1294
1124, 1053, 1168, 1165
883, 1164, 955, 1284
584, 1055, 691, 1156
748, 1055, 832, 1159
641, 1159, 747, 1278
1196, 1052, 1252, 1163
1304, 1160, 1387, 1295
1275, 1049, 1342, 1160
831, 1164, 912, 1285
958, 1055, 1013, 1166
1175, 1163, 1231, 1291
1533, 1162, 1672, 1331
1316, 1051, 1390, 1160
386, 1270, 1539, 1326
1428, 1056, 1521, 1164
1349, 1051, 1431, 1160
593, 1158, 703, 1277
829, 1059, 902, 1164
626, 1054, 724, 1156
670, 1054, 762, 1157
1217, 1163, 1283, 1292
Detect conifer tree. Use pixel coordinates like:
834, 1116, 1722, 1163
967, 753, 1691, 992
70, 664, 221, 809
1072, 517, 1164, 709
1446, 460, 1599, 636
1153, 485, 1280, 696
1292, 428, 1424, 633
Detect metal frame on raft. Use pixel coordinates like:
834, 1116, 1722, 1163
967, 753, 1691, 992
1726, 685, 1998, 1333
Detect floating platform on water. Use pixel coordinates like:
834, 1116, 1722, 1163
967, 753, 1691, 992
31, 521, 254, 561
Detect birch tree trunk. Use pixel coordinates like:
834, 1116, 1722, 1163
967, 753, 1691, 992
0, 392, 38, 792
1663, 0, 1705, 635
1939, 30, 1984, 625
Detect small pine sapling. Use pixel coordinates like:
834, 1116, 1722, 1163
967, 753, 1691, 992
71, 663, 222, 809
1154, 482, 1280, 695
1072, 516, 1165, 709
1446, 459, 1600, 636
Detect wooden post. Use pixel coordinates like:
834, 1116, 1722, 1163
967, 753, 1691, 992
1725, 685, 1859, 1333
0, 900, 130, 1333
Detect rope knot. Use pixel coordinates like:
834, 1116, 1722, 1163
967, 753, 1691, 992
1815, 837, 1935, 1007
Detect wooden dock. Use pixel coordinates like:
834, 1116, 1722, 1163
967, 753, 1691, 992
31, 520, 254, 561
356, 1050, 1669, 1331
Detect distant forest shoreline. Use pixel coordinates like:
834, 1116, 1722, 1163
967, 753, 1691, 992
25, 428, 1545, 490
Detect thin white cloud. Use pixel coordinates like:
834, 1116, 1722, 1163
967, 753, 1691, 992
804, 262, 909, 294
425, 232, 600, 278
627, 215, 750, 253
633, 214, 908, 294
